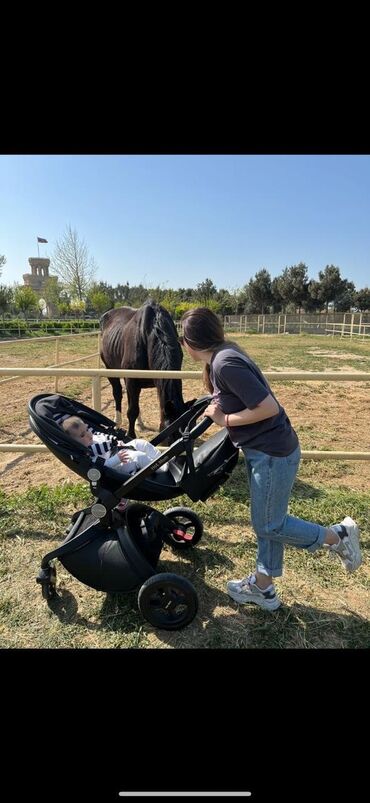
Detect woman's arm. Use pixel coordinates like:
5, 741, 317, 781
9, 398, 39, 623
204, 394, 279, 427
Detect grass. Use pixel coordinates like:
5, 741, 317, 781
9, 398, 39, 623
183, 331, 370, 375
0, 464, 369, 650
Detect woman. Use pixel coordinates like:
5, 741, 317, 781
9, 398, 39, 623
180, 307, 361, 611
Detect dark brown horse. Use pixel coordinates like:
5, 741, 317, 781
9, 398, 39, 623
100, 300, 195, 439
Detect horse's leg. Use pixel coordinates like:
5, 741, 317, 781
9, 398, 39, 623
137, 410, 145, 430
125, 380, 140, 439
108, 378, 123, 426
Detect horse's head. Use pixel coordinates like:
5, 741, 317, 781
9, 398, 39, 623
162, 398, 197, 444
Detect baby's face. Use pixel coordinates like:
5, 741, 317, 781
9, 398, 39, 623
68, 422, 93, 446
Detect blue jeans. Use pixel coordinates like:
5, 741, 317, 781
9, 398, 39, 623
241, 445, 327, 577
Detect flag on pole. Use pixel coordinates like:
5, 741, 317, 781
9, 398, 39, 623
37, 237, 48, 243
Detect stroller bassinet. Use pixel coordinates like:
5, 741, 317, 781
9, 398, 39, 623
28, 393, 239, 629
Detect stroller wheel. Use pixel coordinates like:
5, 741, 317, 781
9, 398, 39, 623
162, 507, 203, 550
37, 565, 57, 600
42, 582, 57, 601
138, 573, 198, 630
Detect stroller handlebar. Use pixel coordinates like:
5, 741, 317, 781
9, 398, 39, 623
188, 414, 213, 439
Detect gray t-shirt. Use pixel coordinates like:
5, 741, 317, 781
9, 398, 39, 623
210, 345, 299, 456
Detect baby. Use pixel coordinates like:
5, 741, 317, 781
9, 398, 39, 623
61, 416, 169, 475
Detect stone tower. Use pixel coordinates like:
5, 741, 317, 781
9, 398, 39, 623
23, 257, 59, 315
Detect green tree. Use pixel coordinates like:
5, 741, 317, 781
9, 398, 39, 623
88, 281, 115, 308
0, 255, 6, 277
88, 289, 112, 315
306, 280, 324, 312
174, 301, 199, 319
43, 276, 63, 309
334, 281, 355, 312
126, 284, 150, 307
114, 283, 130, 304
0, 284, 13, 320
177, 287, 195, 302
13, 285, 38, 319
216, 289, 234, 316
195, 278, 218, 306
51, 225, 97, 301
227, 287, 245, 315
246, 269, 273, 313
70, 298, 86, 317
316, 265, 347, 312
274, 263, 310, 312
160, 289, 180, 316
57, 301, 71, 317
271, 278, 284, 313
354, 287, 370, 311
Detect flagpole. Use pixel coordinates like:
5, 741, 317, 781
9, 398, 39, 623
37, 238, 40, 258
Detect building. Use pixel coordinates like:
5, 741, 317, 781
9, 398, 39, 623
23, 257, 59, 316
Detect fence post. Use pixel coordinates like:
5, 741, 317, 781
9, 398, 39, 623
257, 315, 260, 333
359, 312, 363, 340
91, 376, 101, 412
284, 314, 287, 333
350, 313, 354, 339
262, 314, 265, 333
55, 337, 59, 392
299, 312, 302, 334
341, 313, 346, 337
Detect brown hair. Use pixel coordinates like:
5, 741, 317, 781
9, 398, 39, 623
181, 307, 226, 393
181, 307, 250, 393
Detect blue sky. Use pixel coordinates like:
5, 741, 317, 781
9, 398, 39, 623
1, 154, 369, 291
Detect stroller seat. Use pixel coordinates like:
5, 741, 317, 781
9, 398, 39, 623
28, 393, 240, 504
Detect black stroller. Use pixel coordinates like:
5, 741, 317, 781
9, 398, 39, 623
28, 393, 239, 630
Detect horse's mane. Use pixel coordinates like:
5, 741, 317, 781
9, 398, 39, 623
141, 300, 183, 371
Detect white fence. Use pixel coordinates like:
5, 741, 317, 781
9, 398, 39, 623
223, 312, 370, 337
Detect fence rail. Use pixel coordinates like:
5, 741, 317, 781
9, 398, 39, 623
0, 366, 369, 461
326, 322, 370, 339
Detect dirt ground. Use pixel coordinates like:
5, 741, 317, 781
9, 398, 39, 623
1, 366, 369, 493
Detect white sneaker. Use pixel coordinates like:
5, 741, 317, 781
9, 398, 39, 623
227, 573, 281, 611
329, 516, 362, 572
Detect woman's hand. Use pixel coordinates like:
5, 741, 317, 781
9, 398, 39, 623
203, 402, 226, 426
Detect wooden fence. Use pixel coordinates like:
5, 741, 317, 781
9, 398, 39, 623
0, 331, 100, 392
